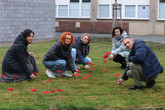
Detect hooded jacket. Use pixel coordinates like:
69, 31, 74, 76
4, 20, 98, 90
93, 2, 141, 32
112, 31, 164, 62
122, 40, 164, 81
72, 36, 90, 66
43, 40, 76, 73
111, 31, 130, 61
2, 34, 32, 75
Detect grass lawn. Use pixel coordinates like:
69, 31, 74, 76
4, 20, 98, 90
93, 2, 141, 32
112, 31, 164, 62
0, 38, 165, 110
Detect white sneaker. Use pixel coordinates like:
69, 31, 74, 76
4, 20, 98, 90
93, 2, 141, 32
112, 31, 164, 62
75, 64, 80, 69
46, 69, 55, 78
62, 72, 72, 77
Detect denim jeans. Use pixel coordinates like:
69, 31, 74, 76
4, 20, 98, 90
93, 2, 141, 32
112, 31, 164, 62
43, 48, 76, 75
76, 56, 91, 65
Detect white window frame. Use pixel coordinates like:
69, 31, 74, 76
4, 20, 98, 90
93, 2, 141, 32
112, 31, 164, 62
98, 4, 110, 18
158, 0, 165, 20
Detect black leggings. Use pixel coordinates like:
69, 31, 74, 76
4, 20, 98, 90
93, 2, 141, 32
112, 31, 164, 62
113, 54, 126, 64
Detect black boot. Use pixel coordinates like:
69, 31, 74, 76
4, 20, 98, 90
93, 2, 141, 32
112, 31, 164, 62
145, 80, 156, 88
120, 63, 127, 69
129, 85, 143, 90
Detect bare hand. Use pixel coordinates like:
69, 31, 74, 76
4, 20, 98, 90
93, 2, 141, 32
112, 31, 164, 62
28, 52, 34, 57
109, 54, 114, 61
74, 72, 79, 78
117, 78, 124, 85
85, 65, 90, 69
30, 74, 36, 79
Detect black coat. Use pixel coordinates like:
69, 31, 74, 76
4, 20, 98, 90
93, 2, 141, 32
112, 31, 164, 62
43, 40, 76, 73
2, 34, 32, 75
72, 37, 90, 66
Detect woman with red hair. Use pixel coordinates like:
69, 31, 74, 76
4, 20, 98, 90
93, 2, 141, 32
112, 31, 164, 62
43, 32, 78, 78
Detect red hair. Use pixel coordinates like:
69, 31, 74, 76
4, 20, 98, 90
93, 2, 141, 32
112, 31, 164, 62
60, 32, 75, 46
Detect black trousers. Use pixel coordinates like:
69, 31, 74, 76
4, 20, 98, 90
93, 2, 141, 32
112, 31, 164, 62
113, 54, 126, 64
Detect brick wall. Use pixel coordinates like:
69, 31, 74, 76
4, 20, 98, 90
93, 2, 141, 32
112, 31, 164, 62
56, 21, 129, 34
0, 0, 55, 42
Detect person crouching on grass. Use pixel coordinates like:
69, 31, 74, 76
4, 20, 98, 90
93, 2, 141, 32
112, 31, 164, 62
117, 37, 164, 90
0, 29, 38, 82
43, 32, 78, 78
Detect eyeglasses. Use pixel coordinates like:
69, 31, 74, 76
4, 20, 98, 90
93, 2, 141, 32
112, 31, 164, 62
65, 37, 72, 40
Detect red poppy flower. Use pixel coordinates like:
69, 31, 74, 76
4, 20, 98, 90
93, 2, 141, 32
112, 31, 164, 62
67, 55, 69, 58
8, 88, 14, 91
76, 70, 80, 73
57, 70, 61, 73
13, 76, 17, 78
91, 64, 95, 66
57, 89, 63, 92
87, 74, 91, 77
85, 48, 87, 50
162, 71, 164, 73
103, 55, 108, 59
33, 72, 38, 75
105, 52, 111, 55
115, 73, 120, 77
88, 62, 92, 65
104, 60, 107, 63
59, 73, 63, 75
0, 62, 2, 64
51, 89, 56, 93
36, 57, 40, 59
103, 69, 107, 71
76, 73, 79, 77
93, 67, 96, 70
46, 79, 51, 82
31, 89, 36, 92
82, 77, 87, 79
44, 91, 49, 94
1, 75, 5, 77
120, 41, 122, 43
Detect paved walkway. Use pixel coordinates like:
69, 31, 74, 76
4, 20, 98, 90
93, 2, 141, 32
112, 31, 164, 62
0, 32, 165, 46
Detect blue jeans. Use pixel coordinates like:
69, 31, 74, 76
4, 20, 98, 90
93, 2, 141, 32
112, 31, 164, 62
43, 48, 76, 75
76, 56, 91, 65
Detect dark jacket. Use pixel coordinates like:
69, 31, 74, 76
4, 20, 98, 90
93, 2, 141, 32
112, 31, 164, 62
122, 40, 164, 81
2, 34, 32, 75
72, 36, 90, 66
43, 40, 76, 73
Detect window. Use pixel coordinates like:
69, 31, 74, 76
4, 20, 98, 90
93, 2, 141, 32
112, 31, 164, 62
159, 0, 165, 19
59, 5, 68, 17
82, 0, 91, 16
138, 5, 149, 18
125, 5, 135, 18
99, 5, 109, 17
70, 0, 79, 17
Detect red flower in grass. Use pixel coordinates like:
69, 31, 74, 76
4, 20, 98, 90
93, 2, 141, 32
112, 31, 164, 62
33, 72, 38, 75
91, 64, 95, 66
13, 76, 17, 78
76, 70, 80, 73
0, 62, 2, 64
105, 52, 111, 55
93, 67, 96, 70
57, 70, 61, 73
51, 89, 56, 93
31, 89, 36, 92
104, 60, 107, 63
57, 89, 63, 92
82, 77, 87, 79
162, 71, 164, 73
44, 91, 49, 94
75, 73, 79, 77
88, 62, 92, 65
115, 73, 120, 77
36, 57, 40, 59
59, 73, 63, 75
8, 88, 14, 91
87, 74, 91, 77
103, 69, 107, 71
120, 41, 122, 43
46, 79, 51, 82
1, 75, 5, 77
103, 55, 108, 59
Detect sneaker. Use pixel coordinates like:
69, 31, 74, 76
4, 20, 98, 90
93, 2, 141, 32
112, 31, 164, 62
128, 85, 143, 90
145, 80, 156, 88
75, 64, 80, 69
46, 69, 55, 78
62, 72, 72, 77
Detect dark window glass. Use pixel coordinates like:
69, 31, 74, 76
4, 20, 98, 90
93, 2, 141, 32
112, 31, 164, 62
70, 0, 79, 2
160, 0, 165, 2
82, 0, 90, 2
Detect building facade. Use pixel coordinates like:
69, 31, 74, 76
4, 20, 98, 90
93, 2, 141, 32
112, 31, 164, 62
55, 0, 165, 36
0, 0, 55, 42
